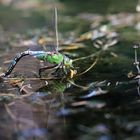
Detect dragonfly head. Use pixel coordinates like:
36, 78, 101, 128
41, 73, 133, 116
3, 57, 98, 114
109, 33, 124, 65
63, 56, 77, 78
63, 56, 73, 68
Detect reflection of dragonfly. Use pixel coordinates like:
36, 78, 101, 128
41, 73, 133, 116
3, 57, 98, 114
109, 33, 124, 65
2, 8, 76, 78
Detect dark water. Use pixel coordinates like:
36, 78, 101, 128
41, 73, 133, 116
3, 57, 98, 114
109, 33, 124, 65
0, 0, 140, 140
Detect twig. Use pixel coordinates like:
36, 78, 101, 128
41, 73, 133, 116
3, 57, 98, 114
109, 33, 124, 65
73, 51, 101, 62
55, 7, 59, 52
76, 58, 98, 77
3, 77, 58, 81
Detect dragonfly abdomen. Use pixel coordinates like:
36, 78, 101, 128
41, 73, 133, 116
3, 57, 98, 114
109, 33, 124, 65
2, 50, 64, 77
3, 51, 30, 77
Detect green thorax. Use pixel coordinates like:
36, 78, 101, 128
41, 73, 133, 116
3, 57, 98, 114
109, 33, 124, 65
36, 53, 63, 64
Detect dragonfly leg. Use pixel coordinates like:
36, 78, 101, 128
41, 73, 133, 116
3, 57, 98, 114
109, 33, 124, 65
50, 63, 64, 77
39, 64, 58, 78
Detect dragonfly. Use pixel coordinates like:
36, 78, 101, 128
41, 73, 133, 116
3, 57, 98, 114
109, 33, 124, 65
1, 8, 76, 79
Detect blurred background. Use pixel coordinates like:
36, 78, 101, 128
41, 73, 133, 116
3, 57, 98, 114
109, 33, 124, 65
0, 0, 138, 31
0, 0, 140, 140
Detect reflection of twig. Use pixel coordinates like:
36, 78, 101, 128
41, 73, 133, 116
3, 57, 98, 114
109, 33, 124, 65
5, 104, 38, 127
137, 86, 140, 96
5, 104, 16, 120
133, 44, 140, 95
68, 80, 88, 90
133, 44, 140, 74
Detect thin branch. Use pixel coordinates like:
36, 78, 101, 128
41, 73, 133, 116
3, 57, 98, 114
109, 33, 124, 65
73, 51, 101, 62
76, 58, 98, 77
3, 77, 59, 81
54, 7, 59, 52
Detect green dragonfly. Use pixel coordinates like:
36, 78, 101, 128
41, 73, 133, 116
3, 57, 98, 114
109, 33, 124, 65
1, 8, 76, 79
2, 50, 75, 78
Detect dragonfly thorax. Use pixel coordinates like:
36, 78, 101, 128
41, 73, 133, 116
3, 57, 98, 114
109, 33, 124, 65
62, 55, 76, 78
35, 52, 63, 65
63, 55, 73, 68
